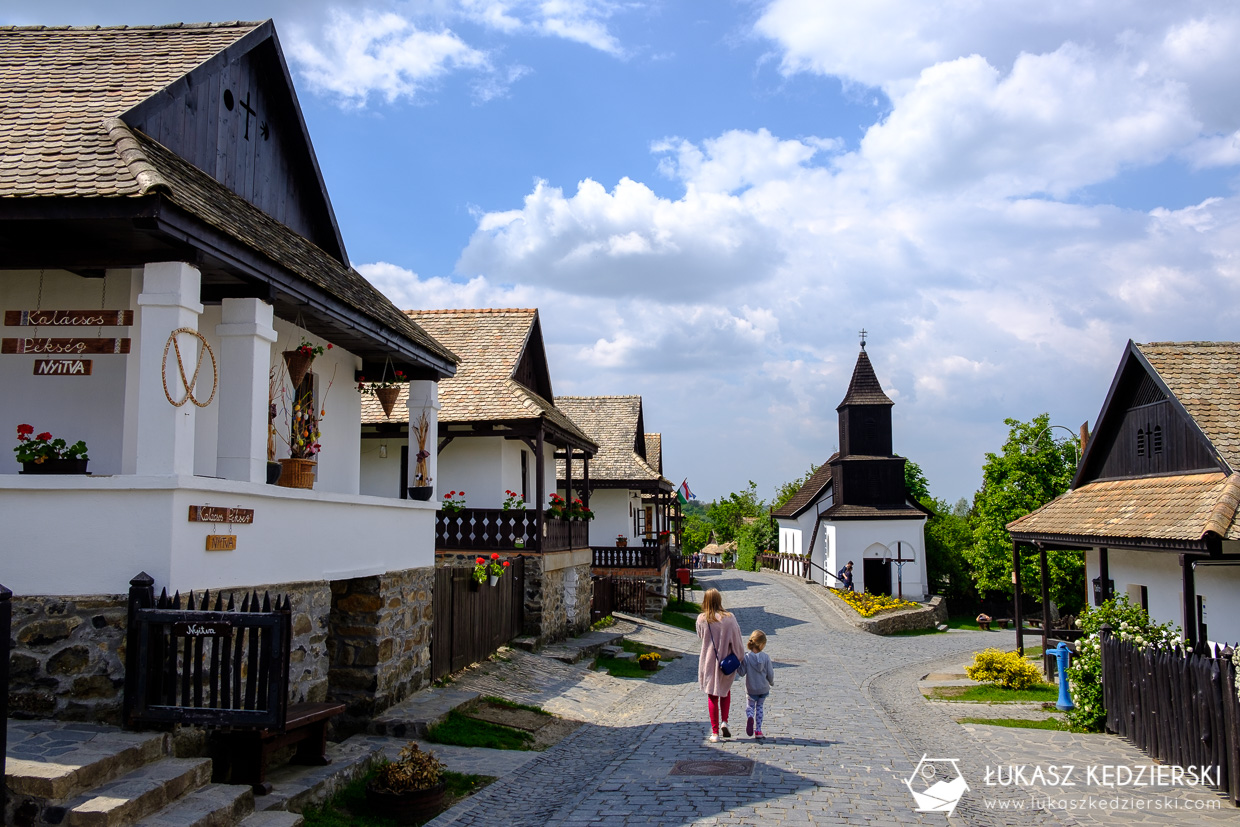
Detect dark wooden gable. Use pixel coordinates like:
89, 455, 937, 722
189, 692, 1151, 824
634, 403, 648, 461
1076, 341, 1223, 486
122, 21, 347, 263
511, 313, 554, 401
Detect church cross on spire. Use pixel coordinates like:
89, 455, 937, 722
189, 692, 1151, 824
859, 328, 868, 349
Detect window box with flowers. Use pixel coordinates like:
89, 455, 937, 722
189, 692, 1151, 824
545, 493, 594, 521
357, 368, 407, 419
502, 490, 527, 547
441, 491, 466, 514
14, 425, 90, 474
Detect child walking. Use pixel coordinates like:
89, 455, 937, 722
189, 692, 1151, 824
738, 630, 774, 738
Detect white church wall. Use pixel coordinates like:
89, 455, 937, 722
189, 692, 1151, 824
833, 519, 927, 600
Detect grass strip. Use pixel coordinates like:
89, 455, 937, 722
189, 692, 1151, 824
660, 609, 697, 632
927, 684, 1058, 703
425, 709, 534, 750
302, 769, 495, 827
665, 598, 702, 614
479, 696, 550, 716
957, 716, 1068, 731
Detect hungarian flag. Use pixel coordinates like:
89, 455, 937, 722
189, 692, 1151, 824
677, 479, 695, 504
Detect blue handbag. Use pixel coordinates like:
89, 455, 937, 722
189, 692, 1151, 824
708, 624, 741, 675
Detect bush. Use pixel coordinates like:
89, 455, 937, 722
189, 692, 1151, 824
965, 648, 1044, 690
1064, 595, 1181, 732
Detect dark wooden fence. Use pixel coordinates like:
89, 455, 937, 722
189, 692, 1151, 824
1100, 626, 1240, 804
592, 546, 670, 569
2, 583, 10, 812
123, 572, 291, 729
432, 557, 525, 681
436, 510, 588, 552
590, 576, 647, 623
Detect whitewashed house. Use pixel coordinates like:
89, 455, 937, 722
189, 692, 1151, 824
773, 346, 930, 600
0, 21, 455, 725
359, 308, 599, 640
1010, 341, 1240, 649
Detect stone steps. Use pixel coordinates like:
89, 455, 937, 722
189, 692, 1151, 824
64, 757, 213, 827
6, 722, 169, 801
238, 813, 304, 827
132, 783, 254, 827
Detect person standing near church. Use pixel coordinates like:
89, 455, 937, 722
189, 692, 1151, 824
838, 560, 855, 591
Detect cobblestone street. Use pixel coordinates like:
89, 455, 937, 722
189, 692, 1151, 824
426, 570, 1240, 826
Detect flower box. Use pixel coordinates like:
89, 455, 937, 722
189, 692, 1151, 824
21, 459, 89, 475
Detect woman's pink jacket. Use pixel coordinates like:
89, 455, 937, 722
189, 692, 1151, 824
696, 613, 743, 696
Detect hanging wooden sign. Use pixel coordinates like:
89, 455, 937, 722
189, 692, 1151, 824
5, 309, 134, 327
189, 506, 255, 524
205, 535, 238, 551
33, 359, 92, 376
2, 337, 130, 355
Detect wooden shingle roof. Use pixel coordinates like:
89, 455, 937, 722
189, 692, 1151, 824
1139, 341, 1240, 471
554, 396, 667, 487
0, 22, 261, 198
772, 461, 835, 519
362, 309, 593, 447
645, 433, 662, 475
838, 349, 894, 408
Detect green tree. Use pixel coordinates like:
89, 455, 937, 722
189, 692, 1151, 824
736, 517, 778, 571
707, 481, 765, 543
965, 414, 1084, 612
773, 464, 819, 511
923, 496, 976, 603
903, 459, 930, 502
681, 512, 712, 555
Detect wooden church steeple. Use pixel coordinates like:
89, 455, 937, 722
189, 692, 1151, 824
831, 338, 907, 508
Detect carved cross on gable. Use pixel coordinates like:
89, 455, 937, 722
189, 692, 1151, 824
239, 91, 256, 141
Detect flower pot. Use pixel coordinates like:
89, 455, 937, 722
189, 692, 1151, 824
488, 575, 499, 587
640, 660, 659, 671
616, 538, 627, 548
364, 780, 446, 825
276, 457, 316, 489
266, 461, 283, 485
282, 349, 314, 388
21, 459, 89, 474
375, 385, 401, 418
513, 540, 525, 549
407, 486, 433, 501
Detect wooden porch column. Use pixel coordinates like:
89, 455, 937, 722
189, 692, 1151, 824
1097, 547, 1111, 605
582, 456, 590, 509
1013, 540, 1024, 656
1181, 553, 1197, 651
536, 425, 546, 552
565, 443, 574, 506
1039, 543, 1051, 677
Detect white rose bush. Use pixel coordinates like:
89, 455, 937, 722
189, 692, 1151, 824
1065, 594, 1180, 732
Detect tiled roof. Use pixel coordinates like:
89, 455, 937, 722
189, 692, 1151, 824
554, 396, 664, 484
1008, 472, 1240, 543
128, 128, 454, 366
0, 23, 261, 198
822, 503, 927, 520
362, 309, 593, 446
838, 349, 894, 408
645, 433, 662, 474
1139, 342, 1240, 470
772, 461, 835, 519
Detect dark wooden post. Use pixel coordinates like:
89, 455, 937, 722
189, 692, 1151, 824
535, 426, 546, 552
1039, 543, 1051, 679
1181, 553, 1197, 650
565, 442, 574, 508
1, 581, 10, 813
1013, 541, 1024, 656
1098, 546, 1111, 605
582, 455, 590, 509
123, 571, 156, 727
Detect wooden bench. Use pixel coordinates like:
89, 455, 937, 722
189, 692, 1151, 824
123, 572, 344, 794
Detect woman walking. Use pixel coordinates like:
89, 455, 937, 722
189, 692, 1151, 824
697, 588, 744, 742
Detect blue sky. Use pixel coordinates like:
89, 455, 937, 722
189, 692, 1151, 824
8, 1, 1240, 505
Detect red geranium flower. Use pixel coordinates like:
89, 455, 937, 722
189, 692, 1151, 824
491, 553, 500, 560
17, 424, 33, 437
502, 561, 510, 567
476, 557, 485, 565
36, 432, 52, 441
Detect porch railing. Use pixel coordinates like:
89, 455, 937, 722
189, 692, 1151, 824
592, 545, 671, 569
760, 552, 811, 578
435, 509, 588, 552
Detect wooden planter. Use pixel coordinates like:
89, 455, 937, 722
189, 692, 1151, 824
277, 457, 316, 489
375, 385, 401, 418
640, 660, 659, 671
616, 538, 628, 548
364, 780, 446, 825
282, 349, 314, 388
21, 459, 89, 474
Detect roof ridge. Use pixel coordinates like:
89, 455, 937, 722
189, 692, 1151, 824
0, 22, 263, 32
406, 308, 536, 315
102, 118, 169, 195
555, 394, 641, 400
1204, 473, 1240, 539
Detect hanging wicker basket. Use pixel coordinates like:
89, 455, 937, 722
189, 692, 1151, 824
277, 457, 317, 489
283, 349, 314, 388
375, 385, 401, 418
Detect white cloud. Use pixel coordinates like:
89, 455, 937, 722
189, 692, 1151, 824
457, 0, 628, 55
288, 10, 488, 105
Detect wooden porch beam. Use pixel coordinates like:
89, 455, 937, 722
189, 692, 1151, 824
1013, 540, 1024, 656
536, 425, 546, 552
438, 435, 455, 453
1038, 543, 1051, 678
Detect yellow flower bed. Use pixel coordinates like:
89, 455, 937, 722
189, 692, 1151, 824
832, 589, 919, 617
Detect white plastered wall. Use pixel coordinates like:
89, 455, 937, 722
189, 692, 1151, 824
589, 488, 633, 545
829, 519, 928, 600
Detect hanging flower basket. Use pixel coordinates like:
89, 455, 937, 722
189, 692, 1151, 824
277, 457, 316, 489
375, 385, 401, 418
283, 349, 314, 388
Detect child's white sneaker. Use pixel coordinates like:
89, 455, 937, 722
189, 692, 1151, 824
720, 723, 731, 738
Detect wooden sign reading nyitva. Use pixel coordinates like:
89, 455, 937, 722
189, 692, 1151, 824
34, 359, 92, 376
5, 310, 134, 327
205, 535, 238, 551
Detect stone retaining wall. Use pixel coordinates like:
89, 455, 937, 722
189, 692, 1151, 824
821, 590, 948, 635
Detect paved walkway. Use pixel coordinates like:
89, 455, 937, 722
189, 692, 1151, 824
423, 570, 1240, 826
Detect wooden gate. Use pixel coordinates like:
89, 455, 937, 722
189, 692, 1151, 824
590, 576, 647, 622
431, 557, 525, 681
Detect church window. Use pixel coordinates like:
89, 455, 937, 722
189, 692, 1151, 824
1152, 425, 1163, 455
1136, 428, 1146, 457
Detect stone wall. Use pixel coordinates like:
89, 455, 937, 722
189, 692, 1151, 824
7, 579, 330, 726
327, 566, 433, 735
819, 588, 948, 635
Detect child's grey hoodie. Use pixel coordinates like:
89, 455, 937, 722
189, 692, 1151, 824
738, 650, 774, 696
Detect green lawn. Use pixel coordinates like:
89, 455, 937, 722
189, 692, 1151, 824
665, 597, 702, 614
957, 716, 1068, 731
424, 710, 534, 750
660, 609, 697, 632
302, 769, 494, 827
480, 696, 551, 717
593, 640, 673, 679
928, 683, 1058, 703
